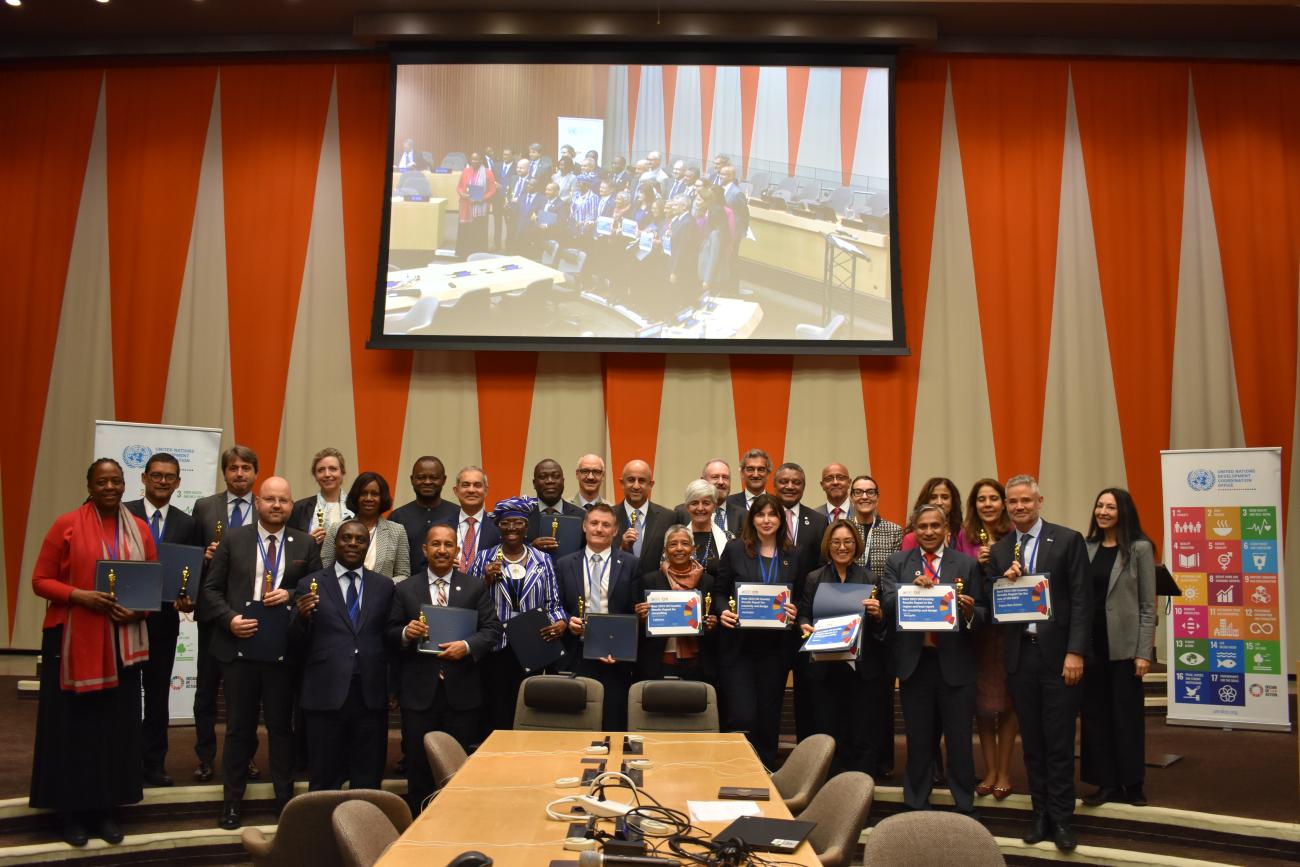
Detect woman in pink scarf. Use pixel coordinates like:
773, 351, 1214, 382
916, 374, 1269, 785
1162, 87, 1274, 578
30, 458, 156, 847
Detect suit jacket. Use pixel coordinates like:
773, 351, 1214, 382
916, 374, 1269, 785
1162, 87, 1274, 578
797, 562, 888, 681
125, 498, 198, 623
1086, 538, 1156, 662
615, 501, 675, 574
712, 538, 800, 661
288, 495, 355, 535
882, 548, 987, 686
514, 190, 542, 235
388, 498, 459, 574
724, 183, 751, 242
553, 548, 641, 667
784, 503, 829, 598
672, 501, 745, 538
526, 500, 585, 544
191, 489, 254, 620
322, 518, 412, 581
637, 568, 718, 681
291, 566, 395, 712
989, 520, 1091, 675
200, 524, 322, 664
815, 502, 854, 522
387, 569, 502, 711
724, 491, 762, 515
458, 513, 502, 567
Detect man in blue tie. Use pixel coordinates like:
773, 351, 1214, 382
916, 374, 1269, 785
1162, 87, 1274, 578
125, 452, 199, 787
513, 177, 542, 257
606, 155, 630, 192
292, 520, 396, 792
190, 445, 259, 784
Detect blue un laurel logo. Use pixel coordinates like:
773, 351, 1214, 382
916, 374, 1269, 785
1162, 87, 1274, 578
122, 444, 153, 469
1187, 468, 1215, 492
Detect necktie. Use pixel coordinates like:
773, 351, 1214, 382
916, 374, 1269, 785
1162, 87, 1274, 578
263, 535, 277, 598
230, 498, 246, 528
923, 552, 939, 648
150, 510, 162, 543
584, 503, 595, 512
714, 509, 726, 532
786, 509, 797, 542
588, 553, 603, 610
632, 511, 643, 557
460, 517, 477, 571
1019, 533, 1032, 569
832, 507, 843, 522
435, 577, 448, 607
345, 571, 360, 627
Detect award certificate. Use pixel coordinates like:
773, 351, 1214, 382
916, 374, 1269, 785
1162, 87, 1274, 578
991, 574, 1052, 623
801, 613, 861, 654
645, 590, 703, 637
596, 216, 615, 237
895, 585, 958, 631
736, 583, 791, 629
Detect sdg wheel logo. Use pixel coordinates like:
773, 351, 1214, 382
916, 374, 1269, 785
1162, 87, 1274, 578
1187, 469, 1216, 492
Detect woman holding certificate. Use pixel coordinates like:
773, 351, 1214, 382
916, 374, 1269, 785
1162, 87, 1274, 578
30, 459, 156, 847
797, 520, 887, 775
1080, 488, 1156, 807
288, 447, 352, 545
321, 472, 411, 582
714, 494, 800, 768
960, 478, 1017, 800
636, 522, 720, 682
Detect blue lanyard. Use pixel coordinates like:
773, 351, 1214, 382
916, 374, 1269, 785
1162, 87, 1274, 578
921, 551, 942, 582
103, 519, 120, 560
256, 532, 281, 586
758, 552, 780, 584
585, 552, 611, 604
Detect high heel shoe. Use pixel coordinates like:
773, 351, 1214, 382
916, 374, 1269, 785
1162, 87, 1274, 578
975, 782, 995, 797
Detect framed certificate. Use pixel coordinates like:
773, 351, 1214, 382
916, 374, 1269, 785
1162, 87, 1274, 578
895, 585, 958, 631
735, 583, 791, 629
645, 590, 703, 637
991, 574, 1052, 623
596, 216, 614, 237
537, 210, 557, 228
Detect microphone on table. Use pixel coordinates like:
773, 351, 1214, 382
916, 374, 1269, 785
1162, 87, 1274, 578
578, 850, 681, 866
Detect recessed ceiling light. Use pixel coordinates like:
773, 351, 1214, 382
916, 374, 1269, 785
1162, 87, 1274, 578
4, 0, 21, 8
96, 0, 110, 4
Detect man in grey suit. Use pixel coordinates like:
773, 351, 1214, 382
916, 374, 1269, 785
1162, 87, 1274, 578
882, 504, 986, 816
189, 444, 259, 784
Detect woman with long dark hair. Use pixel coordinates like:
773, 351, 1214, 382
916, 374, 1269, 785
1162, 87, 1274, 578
901, 477, 963, 550
1081, 487, 1156, 807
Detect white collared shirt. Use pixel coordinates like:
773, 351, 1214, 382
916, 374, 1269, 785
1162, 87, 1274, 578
577, 496, 603, 509
143, 500, 170, 531
458, 509, 486, 558
824, 500, 850, 522
426, 567, 454, 606
583, 545, 614, 613
252, 523, 287, 600
227, 492, 252, 526
334, 561, 364, 609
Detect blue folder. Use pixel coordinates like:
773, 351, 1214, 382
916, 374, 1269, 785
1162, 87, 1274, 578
157, 543, 204, 600
237, 600, 293, 662
418, 605, 477, 654
94, 560, 163, 611
505, 607, 566, 673
583, 614, 639, 662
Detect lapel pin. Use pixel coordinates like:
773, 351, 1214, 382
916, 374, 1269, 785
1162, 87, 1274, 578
287, 536, 294, 543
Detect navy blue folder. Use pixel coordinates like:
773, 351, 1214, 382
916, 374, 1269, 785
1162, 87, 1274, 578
504, 607, 566, 673
94, 560, 163, 611
583, 614, 639, 662
157, 543, 204, 600
237, 600, 293, 662
418, 605, 477, 654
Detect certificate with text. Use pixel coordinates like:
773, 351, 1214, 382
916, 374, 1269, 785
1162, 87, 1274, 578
645, 590, 703, 637
736, 583, 791, 629
991, 574, 1052, 623
895, 585, 958, 631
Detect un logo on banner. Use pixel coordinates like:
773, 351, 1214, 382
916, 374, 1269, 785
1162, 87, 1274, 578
122, 444, 153, 469
1187, 469, 1216, 492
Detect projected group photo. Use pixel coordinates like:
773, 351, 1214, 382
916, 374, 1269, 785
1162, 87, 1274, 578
383, 62, 895, 346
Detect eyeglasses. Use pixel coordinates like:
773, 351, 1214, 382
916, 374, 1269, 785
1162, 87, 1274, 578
822, 474, 850, 483
577, 468, 604, 476
828, 539, 857, 549
850, 488, 879, 498
147, 472, 180, 483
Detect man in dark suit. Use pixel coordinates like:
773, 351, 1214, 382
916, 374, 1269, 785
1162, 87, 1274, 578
725, 448, 772, 516
815, 463, 853, 523
453, 466, 500, 572
606, 155, 631, 192
513, 177, 543, 257
201, 476, 322, 829
614, 459, 673, 575
673, 459, 743, 535
526, 142, 552, 182
389, 524, 502, 812
290, 520, 395, 792
990, 475, 1091, 852
719, 165, 751, 291
556, 504, 642, 730
526, 458, 584, 555
389, 455, 459, 575
189, 444, 259, 783
126, 452, 199, 788
534, 181, 570, 249
882, 504, 986, 816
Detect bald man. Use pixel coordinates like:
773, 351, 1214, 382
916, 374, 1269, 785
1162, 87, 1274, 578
816, 463, 852, 522
572, 453, 607, 510
614, 460, 673, 573
202, 476, 322, 829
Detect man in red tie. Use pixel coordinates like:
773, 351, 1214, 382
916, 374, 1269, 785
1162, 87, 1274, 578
818, 463, 852, 522
452, 466, 500, 571
881, 504, 985, 818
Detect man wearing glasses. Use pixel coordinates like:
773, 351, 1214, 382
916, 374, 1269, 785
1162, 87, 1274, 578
125, 452, 199, 787
816, 464, 853, 522
572, 454, 607, 510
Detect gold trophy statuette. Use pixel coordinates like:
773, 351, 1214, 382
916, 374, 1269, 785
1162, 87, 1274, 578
728, 595, 737, 613
263, 570, 274, 598
978, 527, 989, 546
551, 517, 559, 537
418, 609, 428, 626
107, 567, 117, 599
179, 565, 190, 596
704, 594, 712, 619
309, 575, 318, 594
316, 504, 325, 531
215, 520, 224, 542
578, 595, 587, 628
955, 576, 965, 596
1013, 540, 1022, 567
870, 583, 880, 600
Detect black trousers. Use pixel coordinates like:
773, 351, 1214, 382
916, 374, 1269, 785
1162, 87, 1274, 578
220, 659, 295, 802
810, 663, 883, 777
899, 649, 977, 814
193, 620, 223, 763
791, 650, 815, 742
718, 637, 789, 769
1007, 637, 1082, 823
305, 675, 387, 792
571, 659, 632, 731
481, 648, 526, 737
141, 606, 179, 774
1080, 656, 1145, 789
402, 690, 480, 813
868, 667, 896, 773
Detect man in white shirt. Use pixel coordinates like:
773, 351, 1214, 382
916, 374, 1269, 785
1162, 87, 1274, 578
396, 137, 418, 170
817, 463, 853, 522
725, 447, 772, 515
642, 151, 670, 190
453, 466, 499, 571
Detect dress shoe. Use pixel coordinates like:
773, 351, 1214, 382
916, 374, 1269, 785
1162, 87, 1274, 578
218, 801, 241, 830
1124, 785, 1148, 807
1023, 813, 1051, 845
247, 760, 260, 780
143, 769, 173, 788
1082, 786, 1121, 807
193, 761, 214, 783
60, 813, 89, 847
1053, 820, 1078, 851
97, 814, 124, 845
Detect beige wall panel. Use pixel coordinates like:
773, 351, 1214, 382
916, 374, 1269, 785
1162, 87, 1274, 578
392, 353, 482, 508
1038, 76, 1128, 535
519, 353, 606, 502
907, 73, 998, 500
654, 354, 737, 506
784, 355, 871, 510
277, 76, 359, 500
162, 75, 238, 486
15, 78, 115, 649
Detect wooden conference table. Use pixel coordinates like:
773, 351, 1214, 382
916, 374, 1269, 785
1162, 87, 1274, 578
375, 730, 823, 866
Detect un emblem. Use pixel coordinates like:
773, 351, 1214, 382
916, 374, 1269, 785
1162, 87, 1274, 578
122, 444, 153, 469
1187, 469, 1215, 492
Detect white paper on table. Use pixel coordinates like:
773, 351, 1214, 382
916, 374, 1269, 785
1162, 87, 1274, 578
687, 800, 763, 824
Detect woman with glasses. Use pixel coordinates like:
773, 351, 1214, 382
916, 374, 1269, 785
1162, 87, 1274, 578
847, 475, 905, 581
798, 520, 888, 775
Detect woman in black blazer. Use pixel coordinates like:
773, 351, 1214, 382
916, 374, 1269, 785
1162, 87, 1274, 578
797, 520, 887, 776
713, 494, 800, 769
288, 447, 353, 543
636, 524, 719, 683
